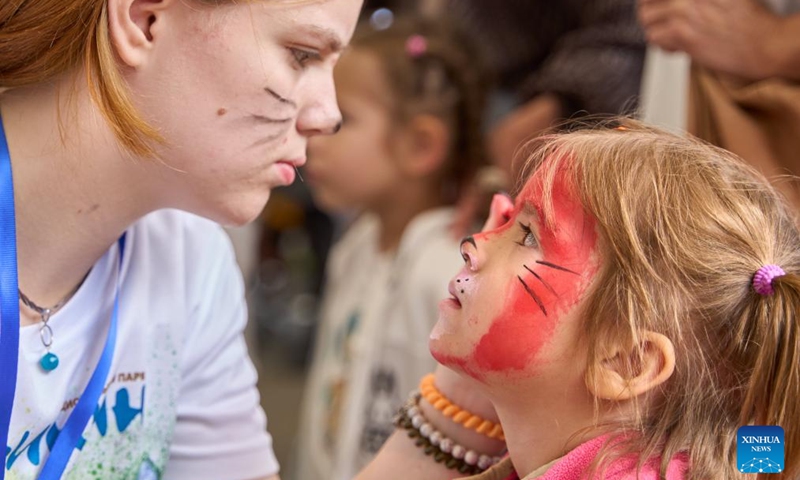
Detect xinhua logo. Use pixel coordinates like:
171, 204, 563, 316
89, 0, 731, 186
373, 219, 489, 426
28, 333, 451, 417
737, 426, 784, 474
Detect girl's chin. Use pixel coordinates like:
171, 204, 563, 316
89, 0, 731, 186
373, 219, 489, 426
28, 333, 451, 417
428, 336, 466, 368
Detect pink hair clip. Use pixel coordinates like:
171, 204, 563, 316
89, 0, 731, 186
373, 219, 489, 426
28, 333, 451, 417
752, 264, 786, 296
406, 34, 427, 58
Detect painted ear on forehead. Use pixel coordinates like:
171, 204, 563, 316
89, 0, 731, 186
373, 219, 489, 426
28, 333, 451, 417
480, 193, 514, 233
109, 0, 175, 68
588, 331, 676, 401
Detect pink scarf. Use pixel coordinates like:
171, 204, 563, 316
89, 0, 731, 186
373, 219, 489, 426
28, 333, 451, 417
504, 435, 688, 480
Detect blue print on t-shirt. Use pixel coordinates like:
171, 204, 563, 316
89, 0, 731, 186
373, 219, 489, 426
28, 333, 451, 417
5, 385, 146, 470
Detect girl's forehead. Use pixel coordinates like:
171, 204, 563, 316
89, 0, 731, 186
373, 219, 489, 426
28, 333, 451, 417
515, 169, 548, 211
514, 164, 586, 228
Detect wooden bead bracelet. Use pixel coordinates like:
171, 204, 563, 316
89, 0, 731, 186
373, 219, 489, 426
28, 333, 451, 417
393, 393, 503, 475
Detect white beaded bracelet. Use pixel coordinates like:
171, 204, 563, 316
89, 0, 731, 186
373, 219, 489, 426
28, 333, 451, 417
395, 393, 504, 474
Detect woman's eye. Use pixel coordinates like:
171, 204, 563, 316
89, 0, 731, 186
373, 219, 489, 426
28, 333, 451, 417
289, 47, 321, 68
517, 222, 538, 248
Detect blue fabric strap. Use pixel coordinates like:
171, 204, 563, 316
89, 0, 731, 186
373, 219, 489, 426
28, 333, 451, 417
0, 113, 20, 477
0, 115, 124, 479
38, 236, 125, 479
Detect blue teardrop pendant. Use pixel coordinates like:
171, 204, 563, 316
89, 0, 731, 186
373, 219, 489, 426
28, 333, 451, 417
40, 352, 59, 372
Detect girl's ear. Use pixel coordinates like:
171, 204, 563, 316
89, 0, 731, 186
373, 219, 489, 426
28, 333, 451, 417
395, 114, 450, 178
588, 331, 676, 401
108, 0, 171, 68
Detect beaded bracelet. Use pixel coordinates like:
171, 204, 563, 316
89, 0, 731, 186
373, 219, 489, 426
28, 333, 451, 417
419, 374, 505, 441
394, 393, 504, 475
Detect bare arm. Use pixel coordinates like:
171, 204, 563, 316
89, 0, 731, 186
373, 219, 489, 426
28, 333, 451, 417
356, 366, 506, 480
770, 14, 800, 80
489, 93, 565, 177
358, 196, 514, 479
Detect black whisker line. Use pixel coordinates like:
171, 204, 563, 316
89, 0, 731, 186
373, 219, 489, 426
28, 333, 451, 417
535, 260, 578, 275
459, 236, 477, 262
523, 265, 557, 296
517, 275, 547, 316
460, 236, 477, 250
265, 87, 297, 108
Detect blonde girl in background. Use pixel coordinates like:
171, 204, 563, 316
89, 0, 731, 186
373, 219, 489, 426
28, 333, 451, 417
356, 120, 800, 480
0, 0, 361, 478
297, 16, 490, 480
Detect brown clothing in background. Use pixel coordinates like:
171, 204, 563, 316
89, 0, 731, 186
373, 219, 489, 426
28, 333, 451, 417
689, 65, 800, 212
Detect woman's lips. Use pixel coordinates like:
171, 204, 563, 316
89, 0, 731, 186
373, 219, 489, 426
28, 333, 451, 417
272, 157, 306, 185
273, 161, 297, 185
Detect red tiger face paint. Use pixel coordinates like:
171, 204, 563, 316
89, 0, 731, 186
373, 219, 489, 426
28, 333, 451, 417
430, 165, 600, 381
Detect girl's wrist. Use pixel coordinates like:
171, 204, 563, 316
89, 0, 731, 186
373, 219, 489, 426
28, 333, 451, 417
418, 367, 506, 455
418, 396, 506, 455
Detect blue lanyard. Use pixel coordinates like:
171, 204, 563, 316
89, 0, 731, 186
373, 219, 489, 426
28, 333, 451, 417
0, 116, 124, 479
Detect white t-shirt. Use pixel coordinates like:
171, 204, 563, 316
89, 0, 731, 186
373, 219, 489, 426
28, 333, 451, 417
7, 210, 278, 480
297, 208, 463, 480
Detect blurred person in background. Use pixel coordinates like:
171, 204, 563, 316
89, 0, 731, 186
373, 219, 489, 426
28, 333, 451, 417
446, 0, 647, 176
639, 0, 800, 212
296, 16, 491, 480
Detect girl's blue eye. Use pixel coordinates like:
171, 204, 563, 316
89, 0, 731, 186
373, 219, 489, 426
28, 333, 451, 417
290, 47, 321, 68
517, 222, 538, 248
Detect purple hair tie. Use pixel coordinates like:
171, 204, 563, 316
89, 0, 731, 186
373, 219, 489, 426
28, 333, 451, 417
753, 264, 786, 296
406, 34, 427, 58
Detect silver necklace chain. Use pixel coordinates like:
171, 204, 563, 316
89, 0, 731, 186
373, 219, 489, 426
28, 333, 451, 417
19, 288, 74, 350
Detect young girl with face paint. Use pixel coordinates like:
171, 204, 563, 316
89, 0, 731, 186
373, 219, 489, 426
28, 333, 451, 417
0, 0, 361, 478
298, 17, 489, 480
357, 120, 800, 480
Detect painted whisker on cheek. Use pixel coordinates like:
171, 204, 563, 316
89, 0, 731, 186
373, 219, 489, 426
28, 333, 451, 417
535, 260, 579, 275
517, 275, 547, 316
252, 115, 293, 124
523, 265, 557, 296
265, 87, 298, 109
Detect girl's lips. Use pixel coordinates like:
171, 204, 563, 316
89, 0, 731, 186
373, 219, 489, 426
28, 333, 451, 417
439, 297, 461, 311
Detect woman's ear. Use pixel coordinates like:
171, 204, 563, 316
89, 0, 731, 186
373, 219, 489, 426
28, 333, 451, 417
588, 331, 676, 401
108, 0, 170, 68
395, 114, 450, 178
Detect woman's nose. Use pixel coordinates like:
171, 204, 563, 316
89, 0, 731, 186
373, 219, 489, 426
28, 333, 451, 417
295, 77, 342, 137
